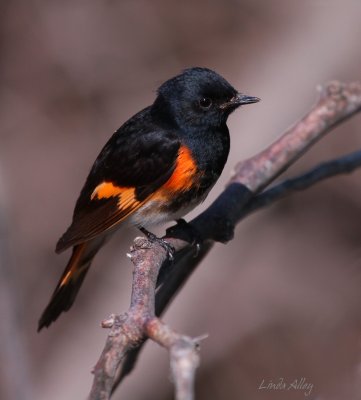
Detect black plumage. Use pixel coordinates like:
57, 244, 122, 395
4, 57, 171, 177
38, 67, 259, 330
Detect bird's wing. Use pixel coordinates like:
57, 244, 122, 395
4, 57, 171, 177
56, 125, 181, 253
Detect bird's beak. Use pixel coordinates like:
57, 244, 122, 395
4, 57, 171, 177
220, 93, 260, 109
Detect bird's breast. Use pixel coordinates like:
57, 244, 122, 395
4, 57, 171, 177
131, 131, 228, 227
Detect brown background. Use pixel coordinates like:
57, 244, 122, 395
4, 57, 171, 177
1, 1, 361, 399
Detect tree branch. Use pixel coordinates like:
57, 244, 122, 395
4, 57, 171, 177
229, 81, 361, 192
90, 238, 202, 400
89, 81, 361, 399
239, 147, 361, 219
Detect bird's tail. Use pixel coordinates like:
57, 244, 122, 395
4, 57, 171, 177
38, 237, 105, 331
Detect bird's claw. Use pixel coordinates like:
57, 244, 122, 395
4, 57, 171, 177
166, 219, 202, 257
139, 227, 175, 260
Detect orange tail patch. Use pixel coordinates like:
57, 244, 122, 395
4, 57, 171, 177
58, 243, 86, 288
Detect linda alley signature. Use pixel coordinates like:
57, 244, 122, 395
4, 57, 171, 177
258, 377, 313, 397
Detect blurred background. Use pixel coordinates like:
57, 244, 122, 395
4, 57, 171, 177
1, 0, 361, 399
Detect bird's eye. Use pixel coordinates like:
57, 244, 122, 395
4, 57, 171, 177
199, 97, 212, 109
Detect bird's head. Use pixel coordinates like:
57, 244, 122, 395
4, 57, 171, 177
152, 67, 259, 129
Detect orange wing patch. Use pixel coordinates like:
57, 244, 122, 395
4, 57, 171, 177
90, 182, 144, 222
91, 181, 123, 200
91, 181, 140, 209
57, 183, 149, 252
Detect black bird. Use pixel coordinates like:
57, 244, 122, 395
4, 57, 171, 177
38, 67, 259, 331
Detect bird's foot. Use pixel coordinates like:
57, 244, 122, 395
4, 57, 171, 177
167, 219, 202, 257
139, 226, 175, 260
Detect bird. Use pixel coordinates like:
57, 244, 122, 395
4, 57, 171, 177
38, 67, 259, 331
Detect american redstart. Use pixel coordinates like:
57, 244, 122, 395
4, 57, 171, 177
38, 67, 259, 331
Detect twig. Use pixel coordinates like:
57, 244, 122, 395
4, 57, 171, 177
89, 238, 202, 400
89, 81, 361, 399
146, 318, 204, 400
